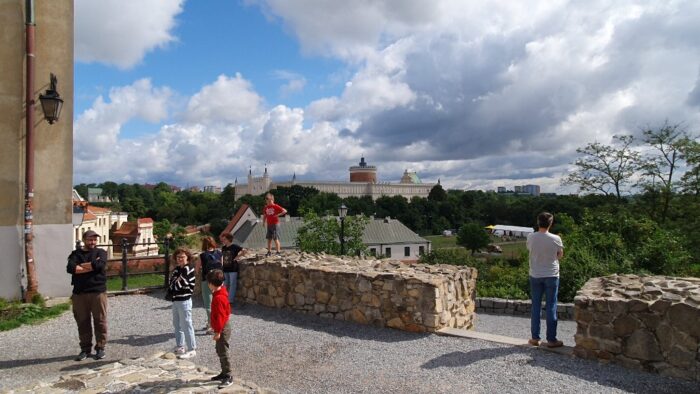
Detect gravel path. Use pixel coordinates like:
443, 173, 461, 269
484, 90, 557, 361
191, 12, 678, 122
0, 293, 696, 393
474, 313, 577, 347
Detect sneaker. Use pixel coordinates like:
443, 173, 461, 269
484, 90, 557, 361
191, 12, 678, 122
173, 346, 186, 355
177, 350, 196, 359
265, 251, 271, 257
276, 251, 281, 255
74, 351, 90, 361
528, 339, 540, 346
210, 372, 227, 381
218, 375, 233, 389
544, 340, 564, 348
94, 349, 106, 360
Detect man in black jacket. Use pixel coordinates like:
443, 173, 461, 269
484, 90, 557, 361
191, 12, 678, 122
66, 230, 108, 361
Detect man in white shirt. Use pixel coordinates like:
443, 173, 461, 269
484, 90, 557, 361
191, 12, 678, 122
526, 212, 564, 348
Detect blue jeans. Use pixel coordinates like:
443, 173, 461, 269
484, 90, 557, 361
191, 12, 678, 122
530, 276, 559, 342
172, 298, 196, 351
224, 272, 238, 304
202, 280, 212, 326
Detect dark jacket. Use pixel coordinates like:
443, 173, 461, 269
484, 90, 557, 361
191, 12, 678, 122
66, 248, 108, 294
222, 243, 243, 273
201, 250, 223, 281
169, 265, 196, 301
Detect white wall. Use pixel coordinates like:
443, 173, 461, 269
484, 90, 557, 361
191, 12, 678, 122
0, 223, 72, 299
34, 224, 73, 297
0, 225, 23, 300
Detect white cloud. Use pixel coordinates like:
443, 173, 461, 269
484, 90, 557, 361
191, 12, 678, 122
74, 79, 171, 162
74, 1, 700, 194
75, 0, 184, 69
185, 74, 264, 124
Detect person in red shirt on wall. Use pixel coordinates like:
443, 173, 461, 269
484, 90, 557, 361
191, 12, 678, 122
262, 193, 287, 256
206, 269, 234, 389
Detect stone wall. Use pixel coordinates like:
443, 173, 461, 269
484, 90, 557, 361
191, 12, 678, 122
574, 275, 700, 381
476, 297, 575, 320
237, 252, 477, 333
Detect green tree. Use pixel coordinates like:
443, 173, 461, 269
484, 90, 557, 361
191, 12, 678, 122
638, 123, 689, 222
428, 184, 447, 201
456, 222, 490, 255
562, 135, 639, 199
296, 210, 368, 256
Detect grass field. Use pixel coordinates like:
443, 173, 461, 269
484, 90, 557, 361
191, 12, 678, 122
424, 234, 527, 260
107, 273, 165, 291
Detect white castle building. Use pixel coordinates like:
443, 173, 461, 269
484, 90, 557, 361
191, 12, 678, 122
234, 157, 437, 201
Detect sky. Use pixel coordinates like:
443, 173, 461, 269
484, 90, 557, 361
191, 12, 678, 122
73, 0, 700, 193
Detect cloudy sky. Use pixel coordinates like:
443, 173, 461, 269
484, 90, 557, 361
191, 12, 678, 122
73, 0, 700, 193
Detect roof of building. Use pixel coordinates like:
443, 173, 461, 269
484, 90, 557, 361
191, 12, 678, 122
220, 204, 251, 237
233, 217, 429, 249
88, 205, 111, 214
83, 213, 97, 221
486, 225, 535, 233
138, 218, 154, 224
361, 218, 428, 245
112, 222, 138, 237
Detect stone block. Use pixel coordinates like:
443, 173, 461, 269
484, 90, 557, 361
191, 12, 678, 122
624, 329, 663, 361
613, 315, 639, 337
667, 346, 696, 369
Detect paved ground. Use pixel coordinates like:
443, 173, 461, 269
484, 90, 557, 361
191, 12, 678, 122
0, 293, 697, 393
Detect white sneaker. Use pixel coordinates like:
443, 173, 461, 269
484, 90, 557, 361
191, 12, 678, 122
174, 346, 185, 355
178, 350, 196, 359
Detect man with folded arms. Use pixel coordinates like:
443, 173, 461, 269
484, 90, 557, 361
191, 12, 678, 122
66, 230, 109, 361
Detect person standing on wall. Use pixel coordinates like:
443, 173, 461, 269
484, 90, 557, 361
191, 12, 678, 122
526, 212, 564, 348
262, 193, 287, 256
219, 232, 246, 307
66, 230, 108, 361
199, 236, 222, 333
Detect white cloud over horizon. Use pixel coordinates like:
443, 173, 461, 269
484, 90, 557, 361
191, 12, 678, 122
74, 0, 700, 193
74, 0, 184, 69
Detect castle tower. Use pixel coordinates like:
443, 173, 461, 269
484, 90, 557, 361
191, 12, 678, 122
349, 157, 377, 183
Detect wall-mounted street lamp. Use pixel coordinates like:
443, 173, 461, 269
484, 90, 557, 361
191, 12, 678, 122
338, 204, 348, 255
39, 73, 63, 124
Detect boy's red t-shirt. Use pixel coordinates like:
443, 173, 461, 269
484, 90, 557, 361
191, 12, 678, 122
263, 203, 285, 225
210, 287, 230, 333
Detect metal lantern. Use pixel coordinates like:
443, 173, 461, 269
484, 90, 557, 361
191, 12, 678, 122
39, 73, 63, 124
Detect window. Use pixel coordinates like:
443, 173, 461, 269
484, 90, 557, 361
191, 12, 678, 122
386, 247, 391, 257
369, 248, 376, 256
404, 246, 411, 257
419, 246, 425, 255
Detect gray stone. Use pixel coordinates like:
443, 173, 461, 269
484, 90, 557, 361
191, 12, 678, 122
624, 329, 663, 361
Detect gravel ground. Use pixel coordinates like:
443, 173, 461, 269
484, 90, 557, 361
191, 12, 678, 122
474, 313, 577, 347
0, 293, 697, 394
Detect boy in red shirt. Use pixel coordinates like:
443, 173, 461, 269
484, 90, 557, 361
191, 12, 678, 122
206, 269, 233, 388
262, 193, 287, 256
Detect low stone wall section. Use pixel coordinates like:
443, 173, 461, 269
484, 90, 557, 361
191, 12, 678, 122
237, 252, 477, 333
476, 297, 575, 320
574, 274, 700, 382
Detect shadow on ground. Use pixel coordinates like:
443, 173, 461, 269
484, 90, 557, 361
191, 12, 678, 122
0, 355, 74, 369
232, 302, 431, 343
421, 348, 698, 393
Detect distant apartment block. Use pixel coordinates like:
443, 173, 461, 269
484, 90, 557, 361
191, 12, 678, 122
497, 184, 541, 196
203, 185, 222, 193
